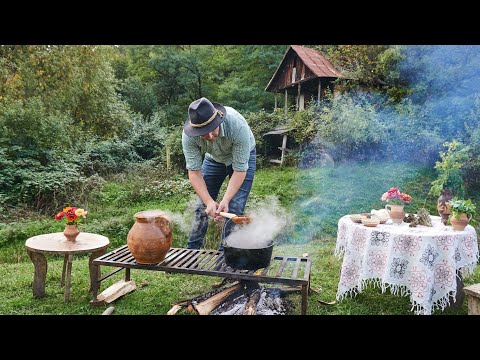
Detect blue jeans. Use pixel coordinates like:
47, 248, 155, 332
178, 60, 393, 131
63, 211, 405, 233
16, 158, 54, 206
187, 148, 256, 250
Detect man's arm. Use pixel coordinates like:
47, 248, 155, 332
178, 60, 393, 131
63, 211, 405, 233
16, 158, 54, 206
216, 171, 246, 219
188, 170, 219, 218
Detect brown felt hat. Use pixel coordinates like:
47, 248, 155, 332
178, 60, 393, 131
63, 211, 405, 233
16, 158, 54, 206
183, 97, 227, 137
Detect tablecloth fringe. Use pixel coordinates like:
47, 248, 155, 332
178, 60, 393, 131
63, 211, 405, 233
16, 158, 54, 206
334, 244, 345, 258
337, 278, 462, 315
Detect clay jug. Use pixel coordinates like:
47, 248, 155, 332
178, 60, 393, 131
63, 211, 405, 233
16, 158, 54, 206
437, 188, 453, 225
127, 210, 173, 264
450, 212, 472, 231
385, 204, 405, 224
64, 224, 80, 241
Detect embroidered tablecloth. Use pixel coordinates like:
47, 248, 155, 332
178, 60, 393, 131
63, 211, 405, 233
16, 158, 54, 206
335, 215, 479, 314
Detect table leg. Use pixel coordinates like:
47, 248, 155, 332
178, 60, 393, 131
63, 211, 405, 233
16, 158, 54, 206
64, 254, 73, 303
61, 254, 68, 287
27, 249, 47, 298
89, 248, 106, 292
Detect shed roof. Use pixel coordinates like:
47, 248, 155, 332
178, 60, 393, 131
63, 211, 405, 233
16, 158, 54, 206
265, 45, 347, 92
291, 45, 346, 78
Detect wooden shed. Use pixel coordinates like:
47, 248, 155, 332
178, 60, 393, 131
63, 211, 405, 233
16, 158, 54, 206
265, 45, 347, 112
263, 45, 346, 165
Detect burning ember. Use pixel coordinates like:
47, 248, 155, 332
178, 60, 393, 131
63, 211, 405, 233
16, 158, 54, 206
211, 286, 289, 315
168, 280, 293, 315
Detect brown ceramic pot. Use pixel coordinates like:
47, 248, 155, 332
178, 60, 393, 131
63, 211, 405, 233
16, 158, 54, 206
64, 224, 80, 241
127, 210, 173, 264
437, 188, 453, 225
450, 212, 472, 231
385, 204, 405, 224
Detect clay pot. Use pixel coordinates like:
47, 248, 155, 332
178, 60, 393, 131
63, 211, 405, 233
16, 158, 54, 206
127, 210, 173, 264
385, 204, 405, 225
450, 212, 472, 231
437, 188, 453, 225
64, 224, 80, 241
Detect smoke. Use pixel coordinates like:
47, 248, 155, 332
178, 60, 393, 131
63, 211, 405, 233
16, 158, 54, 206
288, 45, 480, 244
169, 211, 194, 235
224, 196, 291, 249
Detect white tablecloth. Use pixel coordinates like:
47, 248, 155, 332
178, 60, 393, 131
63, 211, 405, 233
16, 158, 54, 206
335, 215, 479, 314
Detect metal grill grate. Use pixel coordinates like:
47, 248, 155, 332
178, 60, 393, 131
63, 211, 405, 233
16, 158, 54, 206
94, 245, 311, 286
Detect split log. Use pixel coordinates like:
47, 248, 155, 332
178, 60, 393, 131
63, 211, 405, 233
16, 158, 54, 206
96, 280, 136, 304
192, 283, 242, 315
243, 289, 261, 315
279, 286, 301, 293
102, 306, 115, 315
167, 304, 183, 315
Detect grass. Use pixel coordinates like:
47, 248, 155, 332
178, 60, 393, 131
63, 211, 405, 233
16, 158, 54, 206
0, 161, 479, 315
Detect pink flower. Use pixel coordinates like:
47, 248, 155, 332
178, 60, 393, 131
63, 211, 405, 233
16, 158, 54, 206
381, 187, 412, 205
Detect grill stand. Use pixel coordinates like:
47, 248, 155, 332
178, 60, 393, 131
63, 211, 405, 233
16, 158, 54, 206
90, 245, 311, 315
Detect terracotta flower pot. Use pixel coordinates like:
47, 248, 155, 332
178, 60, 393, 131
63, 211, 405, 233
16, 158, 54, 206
385, 204, 405, 224
450, 212, 472, 231
127, 210, 173, 264
64, 224, 80, 241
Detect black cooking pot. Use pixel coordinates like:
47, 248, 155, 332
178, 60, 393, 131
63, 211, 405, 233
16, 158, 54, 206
223, 241, 274, 270
221, 217, 274, 270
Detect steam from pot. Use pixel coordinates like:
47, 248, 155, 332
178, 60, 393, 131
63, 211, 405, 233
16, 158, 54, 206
225, 196, 289, 249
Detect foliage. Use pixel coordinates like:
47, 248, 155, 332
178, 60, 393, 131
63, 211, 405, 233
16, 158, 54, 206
316, 45, 407, 99
315, 92, 388, 160
449, 198, 477, 219
428, 141, 468, 198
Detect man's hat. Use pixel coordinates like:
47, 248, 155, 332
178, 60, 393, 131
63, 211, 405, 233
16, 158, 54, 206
184, 97, 227, 137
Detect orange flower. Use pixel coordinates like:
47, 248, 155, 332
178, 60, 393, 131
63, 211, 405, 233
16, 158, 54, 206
56, 206, 88, 225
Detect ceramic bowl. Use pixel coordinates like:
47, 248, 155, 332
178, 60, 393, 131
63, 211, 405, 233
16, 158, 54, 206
350, 214, 364, 223
361, 216, 380, 227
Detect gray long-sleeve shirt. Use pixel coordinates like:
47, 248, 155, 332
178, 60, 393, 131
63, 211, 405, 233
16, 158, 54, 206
182, 106, 256, 171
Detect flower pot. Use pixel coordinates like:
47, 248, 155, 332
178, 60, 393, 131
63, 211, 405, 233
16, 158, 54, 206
64, 224, 80, 241
127, 210, 173, 264
385, 204, 405, 224
450, 212, 472, 231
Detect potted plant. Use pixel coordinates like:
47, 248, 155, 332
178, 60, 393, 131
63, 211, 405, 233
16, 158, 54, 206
448, 198, 476, 231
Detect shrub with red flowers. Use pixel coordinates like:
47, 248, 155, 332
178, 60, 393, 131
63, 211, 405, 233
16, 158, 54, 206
380, 187, 412, 205
55, 207, 88, 225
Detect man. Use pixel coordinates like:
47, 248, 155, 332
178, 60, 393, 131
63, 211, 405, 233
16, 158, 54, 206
182, 97, 256, 250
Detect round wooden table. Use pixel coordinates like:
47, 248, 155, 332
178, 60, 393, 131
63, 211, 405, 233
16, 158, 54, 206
25, 232, 110, 303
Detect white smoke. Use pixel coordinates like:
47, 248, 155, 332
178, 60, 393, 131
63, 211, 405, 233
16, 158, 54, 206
224, 196, 289, 249
169, 211, 194, 235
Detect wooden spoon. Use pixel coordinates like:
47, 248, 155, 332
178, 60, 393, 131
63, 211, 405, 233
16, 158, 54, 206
218, 212, 251, 225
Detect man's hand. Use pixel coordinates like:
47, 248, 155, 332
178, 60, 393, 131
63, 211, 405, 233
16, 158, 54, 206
205, 200, 219, 218
214, 199, 230, 222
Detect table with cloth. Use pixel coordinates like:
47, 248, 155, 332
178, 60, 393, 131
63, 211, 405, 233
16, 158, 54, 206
335, 215, 478, 314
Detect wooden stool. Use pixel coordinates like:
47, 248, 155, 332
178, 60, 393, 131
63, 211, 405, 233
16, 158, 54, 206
463, 284, 480, 315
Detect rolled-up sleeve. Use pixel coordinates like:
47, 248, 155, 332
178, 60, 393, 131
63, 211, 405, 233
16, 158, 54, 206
231, 125, 251, 172
182, 131, 203, 171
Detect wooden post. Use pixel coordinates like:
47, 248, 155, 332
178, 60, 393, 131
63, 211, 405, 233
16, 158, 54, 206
274, 94, 277, 109
280, 134, 287, 166
318, 79, 322, 103
296, 83, 301, 111
299, 94, 305, 111
166, 144, 171, 175
284, 89, 288, 117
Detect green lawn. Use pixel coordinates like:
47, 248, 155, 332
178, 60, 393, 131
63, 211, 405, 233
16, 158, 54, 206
1, 162, 479, 315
